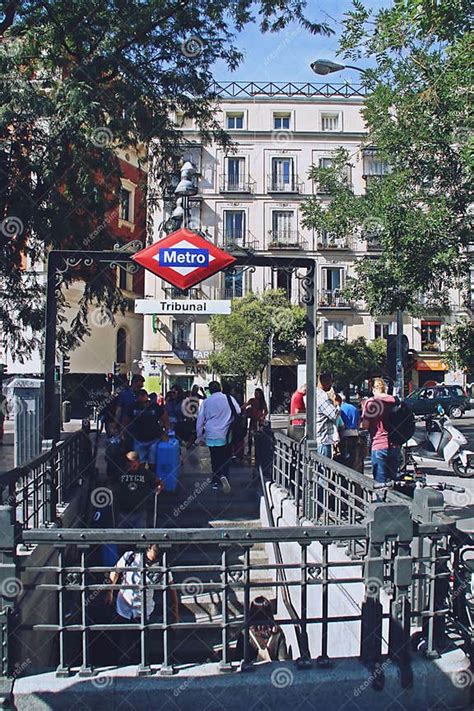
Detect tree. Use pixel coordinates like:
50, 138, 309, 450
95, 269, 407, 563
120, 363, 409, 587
208, 290, 306, 380
301, 0, 472, 316
0, 1, 331, 357
442, 318, 474, 376
317, 336, 385, 393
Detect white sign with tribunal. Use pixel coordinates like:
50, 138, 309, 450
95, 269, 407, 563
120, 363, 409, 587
135, 299, 231, 315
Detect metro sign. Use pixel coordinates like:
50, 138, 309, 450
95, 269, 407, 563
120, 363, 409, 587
132, 228, 236, 290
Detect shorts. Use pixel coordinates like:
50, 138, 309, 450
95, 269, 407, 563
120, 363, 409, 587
133, 439, 158, 465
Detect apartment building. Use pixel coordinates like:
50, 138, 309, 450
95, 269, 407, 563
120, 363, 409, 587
142, 82, 470, 397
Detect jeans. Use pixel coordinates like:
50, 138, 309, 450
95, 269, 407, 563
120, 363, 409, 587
209, 444, 232, 484
317, 444, 332, 458
133, 439, 158, 466
371, 447, 401, 484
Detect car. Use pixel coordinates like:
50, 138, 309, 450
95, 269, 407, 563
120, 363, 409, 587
404, 384, 470, 418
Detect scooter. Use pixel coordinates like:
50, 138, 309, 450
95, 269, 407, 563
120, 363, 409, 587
403, 405, 474, 477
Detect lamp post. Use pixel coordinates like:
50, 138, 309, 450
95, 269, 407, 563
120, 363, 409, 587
173, 161, 198, 229
311, 59, 406, 396
310, 59, 368, 76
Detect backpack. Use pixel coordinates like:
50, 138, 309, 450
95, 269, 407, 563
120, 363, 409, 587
388, 398, 416, 446
249, 626, 284, 662
225, 394, 247, 444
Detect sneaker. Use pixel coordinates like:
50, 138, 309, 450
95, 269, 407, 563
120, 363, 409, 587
220, 476, 231, 494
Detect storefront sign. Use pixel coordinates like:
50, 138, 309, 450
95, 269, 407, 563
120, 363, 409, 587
135, 299, 231, 315
132, 228, 236, 289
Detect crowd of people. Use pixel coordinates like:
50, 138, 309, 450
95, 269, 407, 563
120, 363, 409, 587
289, 372, 403, 486
99, 375, 269, 524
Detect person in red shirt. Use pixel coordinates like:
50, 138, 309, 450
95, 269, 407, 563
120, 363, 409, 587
289, 384, 306, 441
361, 378, 400, 485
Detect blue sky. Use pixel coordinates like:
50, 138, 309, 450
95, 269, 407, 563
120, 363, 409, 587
212, 0, 389, 84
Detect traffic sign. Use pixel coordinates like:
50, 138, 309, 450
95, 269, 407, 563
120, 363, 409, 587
131, 228, 236, 290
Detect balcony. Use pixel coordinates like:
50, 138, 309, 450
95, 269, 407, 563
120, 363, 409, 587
164, 287, 202, 299
224, 287, 243, 299
365, 235, 382, 251
267, 175, 303, 194
220, 174, 254, 193
317, 233, 352, 250
267, 230, 306, 250
219, 233, 259, 252
317, 289, 353, 308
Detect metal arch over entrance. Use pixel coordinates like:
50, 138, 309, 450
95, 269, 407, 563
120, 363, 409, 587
43, 247, 316, 441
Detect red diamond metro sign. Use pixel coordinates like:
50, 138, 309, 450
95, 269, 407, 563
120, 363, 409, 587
131, 228, 236, 290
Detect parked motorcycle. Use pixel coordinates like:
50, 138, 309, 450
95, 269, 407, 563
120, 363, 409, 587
402, 406, 474, 477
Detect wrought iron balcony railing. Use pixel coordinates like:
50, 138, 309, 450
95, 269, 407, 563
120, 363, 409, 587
317, 233, 352, 250
267, 230, 305, 250
220, 174, 254, 193
220, 233, 259, 252
317, 289, 353, 308
267, 175, 303, 194
164, 287, 202, 299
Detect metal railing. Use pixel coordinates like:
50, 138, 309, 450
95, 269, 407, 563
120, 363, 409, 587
317, 289, 353, 308
267, 176, 303, 194
317, 234, 353, 250
267, 230, 306, 250
164, 287, 202, 299
210, 81, 368, 99
220, 175, 254, 193
0, 429, 93, 529
219, 233, 259, 252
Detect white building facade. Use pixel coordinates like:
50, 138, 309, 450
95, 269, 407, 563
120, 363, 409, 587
142, 82, 470, 400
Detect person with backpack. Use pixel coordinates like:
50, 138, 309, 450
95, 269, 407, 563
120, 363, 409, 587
195, 380, 241, 493
361, 377, 401, 485
106, 543, 179, 665
234, 596, 288, 663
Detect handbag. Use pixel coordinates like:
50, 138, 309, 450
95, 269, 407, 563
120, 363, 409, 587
225, 395, 247, 444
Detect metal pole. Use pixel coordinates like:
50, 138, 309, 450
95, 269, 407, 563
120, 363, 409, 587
306, 261, 317, 441
44, 253, 59, 441
396, 309, 404, 397
267, 332, 273, 414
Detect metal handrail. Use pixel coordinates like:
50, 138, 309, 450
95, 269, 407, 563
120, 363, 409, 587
210, 81, 368, 99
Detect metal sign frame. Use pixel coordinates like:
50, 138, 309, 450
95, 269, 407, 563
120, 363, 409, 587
44, 247, 316, 441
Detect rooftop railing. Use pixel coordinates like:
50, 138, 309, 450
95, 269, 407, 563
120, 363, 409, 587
211, 81, 367, 99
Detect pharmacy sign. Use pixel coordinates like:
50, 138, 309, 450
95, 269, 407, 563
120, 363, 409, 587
132, 228, 236, 290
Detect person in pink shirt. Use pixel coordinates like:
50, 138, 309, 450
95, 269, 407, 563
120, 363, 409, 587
361, 377, 400, 484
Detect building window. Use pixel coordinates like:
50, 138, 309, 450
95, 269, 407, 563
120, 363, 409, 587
224, 268, 243, 298
322, 267, 343, 291
226, 157, 246, 190
321, 112, 340, 132
223, 210, 245, 244
270, 157, 295, 191
273, 113, 291, 130
374, 322, 396, 340
276, 269, 292, 299
270, 210, 295, 244
172, 320, 193, 349
421, 321, 442, 352
116, 328, 127, 363
362, 149, 390, 179
226, 112, 244, 129
120, 188, 132, 222
324, 321, 345, 341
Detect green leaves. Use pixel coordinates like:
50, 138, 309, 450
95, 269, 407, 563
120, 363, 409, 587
442, 318, 474, 373
208, 290, 306, 378
317, 337, 385, 392
303, 0, 472, 318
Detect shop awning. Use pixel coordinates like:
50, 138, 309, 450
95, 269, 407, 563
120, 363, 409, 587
415, 358, 448, 371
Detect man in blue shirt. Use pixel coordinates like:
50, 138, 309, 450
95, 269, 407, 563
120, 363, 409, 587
335, 393, 361, 470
